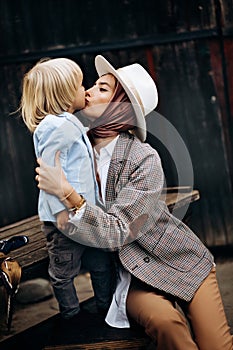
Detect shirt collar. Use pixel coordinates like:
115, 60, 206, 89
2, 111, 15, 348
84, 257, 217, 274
94, 135, 119, 160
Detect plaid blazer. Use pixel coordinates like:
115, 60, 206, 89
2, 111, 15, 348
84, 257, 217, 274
69, 132, 214, 302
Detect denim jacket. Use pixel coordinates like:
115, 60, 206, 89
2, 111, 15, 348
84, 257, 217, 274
33, 112, 97, 222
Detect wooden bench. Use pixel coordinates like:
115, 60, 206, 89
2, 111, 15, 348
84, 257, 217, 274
0, 300, 152, 349
0, 215, 49, 282
0, 188, 200, 350
0, 188, 200, 283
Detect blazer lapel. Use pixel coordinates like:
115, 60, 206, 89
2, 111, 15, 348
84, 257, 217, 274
105, 133, 133, 208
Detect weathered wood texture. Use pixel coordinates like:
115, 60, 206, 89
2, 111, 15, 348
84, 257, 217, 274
42, 339, 151, 350
0, 0, 232, 247
0, 301, 152, 350
0, 215, 48, 281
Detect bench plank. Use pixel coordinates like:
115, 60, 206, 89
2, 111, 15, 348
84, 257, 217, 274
0, 297, 152, 350
160, 189, 200, 210
43, 339, 150, 349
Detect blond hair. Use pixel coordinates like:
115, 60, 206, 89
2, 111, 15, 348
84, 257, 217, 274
20, 58, 83, 132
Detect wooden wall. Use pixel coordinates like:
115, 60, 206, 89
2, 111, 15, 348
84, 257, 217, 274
0, 0, 232, 247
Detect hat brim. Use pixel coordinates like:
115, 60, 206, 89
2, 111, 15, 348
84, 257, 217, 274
95, 55, 146, 142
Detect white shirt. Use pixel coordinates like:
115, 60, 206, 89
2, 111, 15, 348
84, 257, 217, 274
93, 137, 131, 328
93, 139, 115, 206
71, 136, 131, 328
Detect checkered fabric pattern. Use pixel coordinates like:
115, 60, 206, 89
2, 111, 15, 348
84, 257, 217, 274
67, 132, 214, 302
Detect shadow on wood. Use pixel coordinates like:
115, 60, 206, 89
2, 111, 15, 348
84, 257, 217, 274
0, 298, 152, 350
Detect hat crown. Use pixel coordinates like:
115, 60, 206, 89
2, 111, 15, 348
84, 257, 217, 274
116, 64, 158, 117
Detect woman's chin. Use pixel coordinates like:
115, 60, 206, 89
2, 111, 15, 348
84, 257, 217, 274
79, 109, 95, 121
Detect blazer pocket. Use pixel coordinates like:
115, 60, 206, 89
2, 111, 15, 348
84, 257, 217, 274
152, 227, 206, 272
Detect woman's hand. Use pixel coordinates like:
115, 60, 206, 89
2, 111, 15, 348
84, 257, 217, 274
56, 210, 70, 231
35, 151, 71, 199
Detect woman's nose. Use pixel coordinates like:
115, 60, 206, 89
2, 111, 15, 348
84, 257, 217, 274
85, 89, 92, 97
86, 83, 96, 94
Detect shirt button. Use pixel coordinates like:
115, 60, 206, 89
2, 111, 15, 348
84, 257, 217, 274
55, 257, 60, 263
143, 257, 150, 263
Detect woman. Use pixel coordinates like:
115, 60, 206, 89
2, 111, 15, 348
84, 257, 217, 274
36, 55, 233, 350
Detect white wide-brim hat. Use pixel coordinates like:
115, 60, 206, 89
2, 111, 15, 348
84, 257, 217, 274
95, 55, 158, 142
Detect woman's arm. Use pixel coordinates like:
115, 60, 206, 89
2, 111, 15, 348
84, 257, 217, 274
36, 145, 163, 250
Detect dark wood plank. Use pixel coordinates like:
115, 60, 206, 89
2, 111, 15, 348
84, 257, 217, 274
160, 189, 200, 211
0, 215, 48, 281
43, 338, 150, 350
0, 297, 151, 350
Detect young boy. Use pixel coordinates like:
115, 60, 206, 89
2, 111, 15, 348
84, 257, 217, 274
20, 58, 113, 320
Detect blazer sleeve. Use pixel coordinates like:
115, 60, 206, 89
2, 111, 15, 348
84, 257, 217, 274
67, 144, 164, 250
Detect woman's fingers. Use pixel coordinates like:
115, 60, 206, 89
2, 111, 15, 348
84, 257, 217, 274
54, 151, 61, 167
36, 152, 60, 177
33, 151, 66, 197
34, 150, 71, 199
